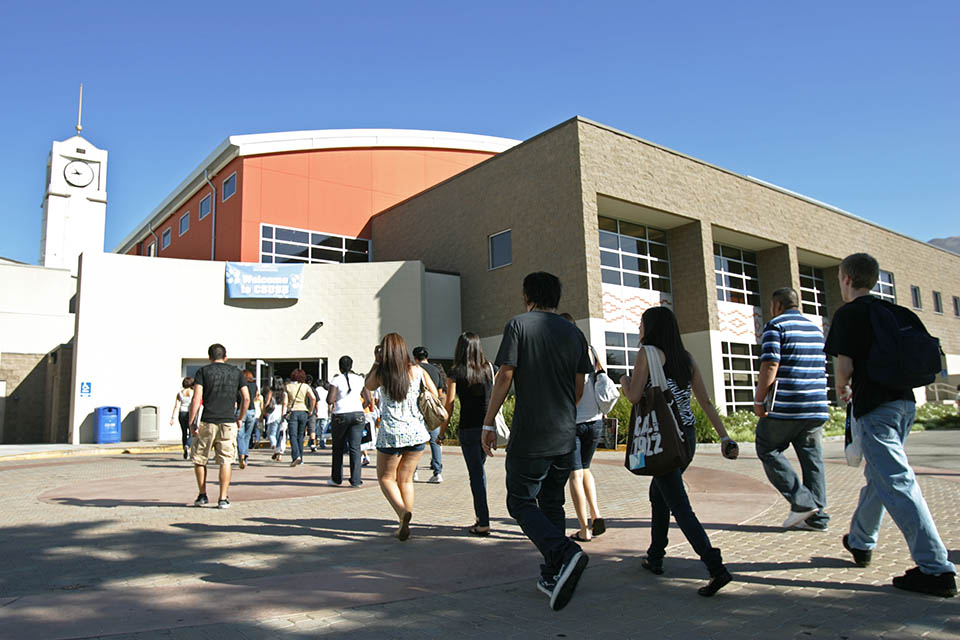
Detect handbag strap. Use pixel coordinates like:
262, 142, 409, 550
644, 345, 668, 390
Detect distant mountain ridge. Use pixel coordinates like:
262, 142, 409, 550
928, 236, 960, 255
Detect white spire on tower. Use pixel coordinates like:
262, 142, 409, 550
76, 84, 83, 134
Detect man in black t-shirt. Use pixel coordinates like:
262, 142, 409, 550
825, 253, 955, 598
189, 343, 249, 509
482, 272, 593, 611
414, 346, 447, 483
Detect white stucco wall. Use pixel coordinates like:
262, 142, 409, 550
0, 263, 76, 354
70, 253, 459, 443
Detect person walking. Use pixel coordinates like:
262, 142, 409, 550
481, 272, 593, 611
327, 356, 371, 487
169, 377, 194, 460
439, 332, 494, 536
560, 313, 607, 543
365, 333, 438, 541
236, 370, 260, 469
285, 369, 316, 467
188, 343, 249, 509
263, 376, 286, 461
620, 306, 739, 597
753, 287, 831, 531
414, 346, 446, 483
825, 252, 956, 598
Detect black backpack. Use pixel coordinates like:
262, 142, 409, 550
866, 297, 941, 390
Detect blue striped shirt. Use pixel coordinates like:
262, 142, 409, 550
760, 309, 829, 420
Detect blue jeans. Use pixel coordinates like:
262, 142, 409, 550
428, 426, 443, 475
756, 416, 829, 526
287, 411, 309, 461
459, 428, 489, 527
573, 420, 602, 470
331, 412, 365, 485
505, 450, 580, 580
849, 400, 955, 575
647, 427, 724, 577
237, 410, 257, 457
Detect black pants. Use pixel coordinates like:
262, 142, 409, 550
331, 412, 366, 485
177, 412, 191, 450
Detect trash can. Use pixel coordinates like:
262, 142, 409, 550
95, 406, 121, 444
598, 417, 619, 449
135, 405, 159, 441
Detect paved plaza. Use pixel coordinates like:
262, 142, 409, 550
0, 432, 957, 640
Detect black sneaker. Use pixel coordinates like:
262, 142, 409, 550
892, 567, 957, 598
217, 498, 231, 509
843, 534, 872, 567
550, 550, 589, 611
536, 575, 557, 597
193, 493, 208, 507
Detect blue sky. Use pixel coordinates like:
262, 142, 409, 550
0, 1, 956, 264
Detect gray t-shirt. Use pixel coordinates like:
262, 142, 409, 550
495, 311, 592, 457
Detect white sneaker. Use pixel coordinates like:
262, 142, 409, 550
413, 470, 420, 481
427, 473, 443, 484
326, 478, 341, 486
783, 508, 818, 529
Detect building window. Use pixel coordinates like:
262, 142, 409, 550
161, 228, 171, 250
222, 173, 237, 202
714, 244, 760, 306
598, 216, 671, 293
604, 330, 641, 384
259, 224, 370, 264
910, 285, 922, 310
145, 242, 156, 257
798, 265, 827, 317
722, 341, 761, 414
199, 194, 212, 220
488, 229, 512, 270
179, 212, 190, 236
933, 291, 943, 314
954, 296, 960, 317
871, 270, 896, 302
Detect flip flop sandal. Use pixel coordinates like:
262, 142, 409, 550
468, 525, 491, 536
569, 532, 591, 542
592, 518, 606, 537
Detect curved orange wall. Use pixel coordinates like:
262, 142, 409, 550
134, 147, 495, 263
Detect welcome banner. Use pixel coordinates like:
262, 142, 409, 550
225, 262, 303, 299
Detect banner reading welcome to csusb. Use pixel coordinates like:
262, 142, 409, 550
225, 262, 303, 299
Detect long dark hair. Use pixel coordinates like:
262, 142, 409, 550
640, 306, 692, 389
270, 375, 286, 403
452, 332, 489, 386
376, 333, 415, 402
338, 355, 355, 394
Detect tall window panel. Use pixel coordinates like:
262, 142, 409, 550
604, 330, 641, 384
721, 341, 761, 414
260, 224, 370, 264
871, 270, 896, 302
715, 244, 760, 306
598, 216, 671, 293
798, 265, 827, 317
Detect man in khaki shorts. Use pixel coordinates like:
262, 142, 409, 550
189, 343, 249, 509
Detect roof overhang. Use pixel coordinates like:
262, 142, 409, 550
114, 129, 519, 254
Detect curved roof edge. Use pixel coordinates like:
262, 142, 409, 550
114, 129, 519, 253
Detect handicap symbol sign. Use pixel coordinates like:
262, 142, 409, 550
80, 382, 92, 397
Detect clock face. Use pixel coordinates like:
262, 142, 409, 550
64, 160, 95, 188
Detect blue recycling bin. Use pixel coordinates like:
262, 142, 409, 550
95, 406, 121, 444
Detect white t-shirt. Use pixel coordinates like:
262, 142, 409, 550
331, 373, 365, 414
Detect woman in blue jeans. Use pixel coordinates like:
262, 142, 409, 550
440, 332, 495, 536
326, 355, 372, 487
284, 369, 316, 467
620, 306, 739, 597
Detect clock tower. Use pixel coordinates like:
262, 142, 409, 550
40, 87, 107, 273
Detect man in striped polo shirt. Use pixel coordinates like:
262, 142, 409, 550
753, 287, 830, 531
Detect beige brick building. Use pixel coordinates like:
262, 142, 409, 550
372, 117, 960, 413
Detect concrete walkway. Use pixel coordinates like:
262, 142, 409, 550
0, 432, 956, 639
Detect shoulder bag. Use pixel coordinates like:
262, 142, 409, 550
418, 373, 448, 430
590, 346, 620, 414
489, 363, 510, 447
624, 345, 692, 476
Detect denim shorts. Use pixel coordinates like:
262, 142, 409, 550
377, 443, 427, 456
572, 420, 602, 470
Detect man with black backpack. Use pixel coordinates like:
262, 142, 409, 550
825, 253, 955, 598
